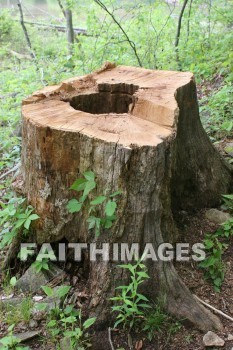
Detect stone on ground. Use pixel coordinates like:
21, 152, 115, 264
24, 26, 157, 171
203, 331, 225, 347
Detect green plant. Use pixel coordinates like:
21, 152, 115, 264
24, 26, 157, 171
36, 285, 96, 349
0, 324, 29, 350
0, 197, 39, 249
199, 234, 226, 292
67, 171, 121, 237
32, 258, 50, 273
111, 259, 151, 330
2, 297, 33, 327
222, 194, 233, 213
199, 216, 233, 291
143, 306, 168, 341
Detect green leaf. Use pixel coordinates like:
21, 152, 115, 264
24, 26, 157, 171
104, 219, 113, 229
66, 199, 82, 213
35, 303, 47, 311
24, 218, 32, 230
109, 191, 122, 197
41, 285, 53, 297
83, 181, 96, 197
83, 317, 96, 329
10, 276, 17, 287
28, 214, 40, 221
87, 216, 97, 230
56, 285, 71, 298
47, 320, 57, 327
70, 178, 87, 191
105, 200, 117, 216
136, 271, 150, 279
61, 316, 77, 323
14, 218, 26, 229
83, 171, 95, 181
90, 196, 106, 205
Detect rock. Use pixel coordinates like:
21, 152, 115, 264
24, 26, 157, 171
205, 209, 232, 225
13, 330, 40, 342
0, 330, 40, 347
60, 337, 73, 350
203, 331, 225, 347
15, 263, 65, 293
29, 319, 38, 328
228, 334, 233, 341
0, 296, 24, 309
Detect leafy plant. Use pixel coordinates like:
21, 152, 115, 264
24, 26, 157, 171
36, 285, 96, 349
199, 234, 226, 292
222, 194, 233, 213
111, 259, 151, 330
143, 306, 168, 341
32, 258, 50, 273
67, 171, 121, 237
0, 197, 39, 249
199, 215, 233, 291
0, 324, 29, 350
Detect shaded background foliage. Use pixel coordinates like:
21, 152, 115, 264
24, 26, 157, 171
0, 0, 232, 172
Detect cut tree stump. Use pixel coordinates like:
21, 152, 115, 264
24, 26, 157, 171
20, 64, 232, 331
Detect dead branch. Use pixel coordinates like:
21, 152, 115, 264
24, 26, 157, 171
13, 19, 87, 35
108, 328, 115, 350
194, 295, 233, 323
0, 163, 20, 181
56, 0, 66, 18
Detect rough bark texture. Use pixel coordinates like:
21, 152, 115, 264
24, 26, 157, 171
21, 64, 232, 331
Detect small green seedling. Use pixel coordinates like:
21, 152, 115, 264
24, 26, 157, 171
67, 171, 121, 237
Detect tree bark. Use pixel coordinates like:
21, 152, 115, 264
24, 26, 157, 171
20, 65, 232, 331
65, 7, 74, 55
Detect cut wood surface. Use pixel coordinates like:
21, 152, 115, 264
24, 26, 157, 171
21, 64, 233, 331
22, 66, 190, 146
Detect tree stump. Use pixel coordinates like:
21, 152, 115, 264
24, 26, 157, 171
21, 64, 232, 331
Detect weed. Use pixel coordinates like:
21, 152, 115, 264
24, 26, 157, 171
111, 259, 151, 330
32, 258, 50, 273
0, 197, 39, 249
36, 285, 96, 349
67, 171, 121, 237
0, 324, 29, 349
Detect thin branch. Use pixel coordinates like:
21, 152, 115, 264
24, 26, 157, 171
94, 0, 142, 67
0, 163, 20, 181
108, 327, 115, 350
17, 0, 36, 59
186, 0, 193, 43
194, 295, 233, 322
57, 0, 66, 18
175, 0, 189, 70
175, 0, 189, 48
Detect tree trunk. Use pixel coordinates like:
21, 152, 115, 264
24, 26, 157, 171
65, 8, 74, 55
21, 64, 232, 331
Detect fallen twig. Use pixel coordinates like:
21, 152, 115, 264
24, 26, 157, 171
0, 163, 20, 181
194, 294, 233, 322
13, 19, 87, 35
108, 327, 115, 350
